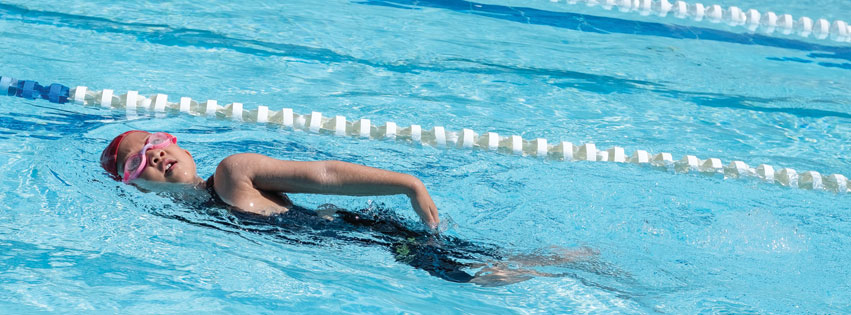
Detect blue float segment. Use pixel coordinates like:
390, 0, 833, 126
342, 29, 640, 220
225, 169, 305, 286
0, 76, 17, 96
16, 80, 43, 99
44, 83, 70, 103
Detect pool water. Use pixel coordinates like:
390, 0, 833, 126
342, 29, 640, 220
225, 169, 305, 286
1, 0, 850, 313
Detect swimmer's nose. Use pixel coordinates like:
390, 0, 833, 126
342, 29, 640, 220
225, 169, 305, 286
151, 150, 165, 165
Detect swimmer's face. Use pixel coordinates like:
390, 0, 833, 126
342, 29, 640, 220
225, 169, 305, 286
115, 132, 199, 186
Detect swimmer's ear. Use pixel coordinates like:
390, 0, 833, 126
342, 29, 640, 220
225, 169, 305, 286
185, 150, 192, 158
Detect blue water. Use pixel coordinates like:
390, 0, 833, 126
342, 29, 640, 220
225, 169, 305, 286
1, 0, 851, 313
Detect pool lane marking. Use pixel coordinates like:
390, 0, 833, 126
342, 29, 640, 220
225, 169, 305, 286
548, 0, 850, 43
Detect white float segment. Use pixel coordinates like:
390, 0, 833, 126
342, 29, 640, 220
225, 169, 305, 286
282, 108, 294, 128
689, 3, 704, 22
673, 1, 687, 18
757, 164, 775, 182
575, 143, 597, 161
761, 12, 778, 34
74, 86, 87, 104
799, 171, 823, 190
204, 100, 217, 117
124, 91, 139, 111
229, 103, 243, 121
179, 97, 191, 113
558, 141, 575, 160
705, 4, 722, 23
618, 0, 632, 12
814, 19, 830, 39
153, 94, 167, 112
653, 0, 672, 17
257, 106, 269, 123
675, 155, 699, 173
506, 135, 522, 155
724, 161, 750, 178
433, 126, 446, 146
534, 138, 548, 157
700, 158, 722, 173
353, 119, 370, 138
410, 125, 422, 143
629, 150, 650, 164
724, 6, 743, 26
334, 115, 346, 136
99, 89, 113, 108
745, 9, 760, 31
636, 0, 651, 15
824, 174, 848, 193
487, 132, 499, 150
384, 122, 397, 139
0, 77, 13, 95
307, 112, 322, 133
831, 20, 849, 41
775, 14, 793, 34
776, 168, 798, 187
797, 17, 813, 37
651, 152, 673, 167
461, 129, 475, 148
606, 147, 626, 162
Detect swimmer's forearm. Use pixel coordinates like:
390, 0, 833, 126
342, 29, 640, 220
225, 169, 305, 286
253, 159, 422, 196
321, 161, 439, 227
322, 160, 425, 196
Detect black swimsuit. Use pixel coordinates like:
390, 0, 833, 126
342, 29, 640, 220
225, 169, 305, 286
205, 175, 225, 205
202, 174, 498, 283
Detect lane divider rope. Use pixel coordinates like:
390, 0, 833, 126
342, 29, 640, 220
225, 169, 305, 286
2, 76, 848, 194
549, 0, 851, 43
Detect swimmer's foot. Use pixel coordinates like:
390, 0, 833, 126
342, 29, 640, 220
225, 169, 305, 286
469, 263, 563, 287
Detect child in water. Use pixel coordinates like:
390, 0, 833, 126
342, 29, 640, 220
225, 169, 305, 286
101, 130, 595, 286
101, 130, 438, 226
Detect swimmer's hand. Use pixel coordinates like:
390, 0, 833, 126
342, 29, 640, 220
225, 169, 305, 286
407, 181, 439, 229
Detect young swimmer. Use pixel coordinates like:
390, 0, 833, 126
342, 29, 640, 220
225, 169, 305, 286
101, 130, 439, 227
101, 130, 600, 285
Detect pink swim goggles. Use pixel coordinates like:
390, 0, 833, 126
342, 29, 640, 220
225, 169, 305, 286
122, 132, 177, 183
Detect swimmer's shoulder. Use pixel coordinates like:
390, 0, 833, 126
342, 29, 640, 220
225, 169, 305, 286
212, 153, 291, 215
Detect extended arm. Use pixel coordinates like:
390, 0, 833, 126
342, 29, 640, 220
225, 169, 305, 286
215, 153, 439, 227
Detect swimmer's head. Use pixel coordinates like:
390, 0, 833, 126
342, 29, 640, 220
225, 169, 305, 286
100, 130, 201, 187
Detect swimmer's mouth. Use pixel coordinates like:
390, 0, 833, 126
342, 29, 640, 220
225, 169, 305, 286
164, 160, 177, 176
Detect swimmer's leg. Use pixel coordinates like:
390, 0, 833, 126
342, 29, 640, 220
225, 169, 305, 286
468, 263, 565, 287
464, 246, 599, 287
504, 246, 598, 267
